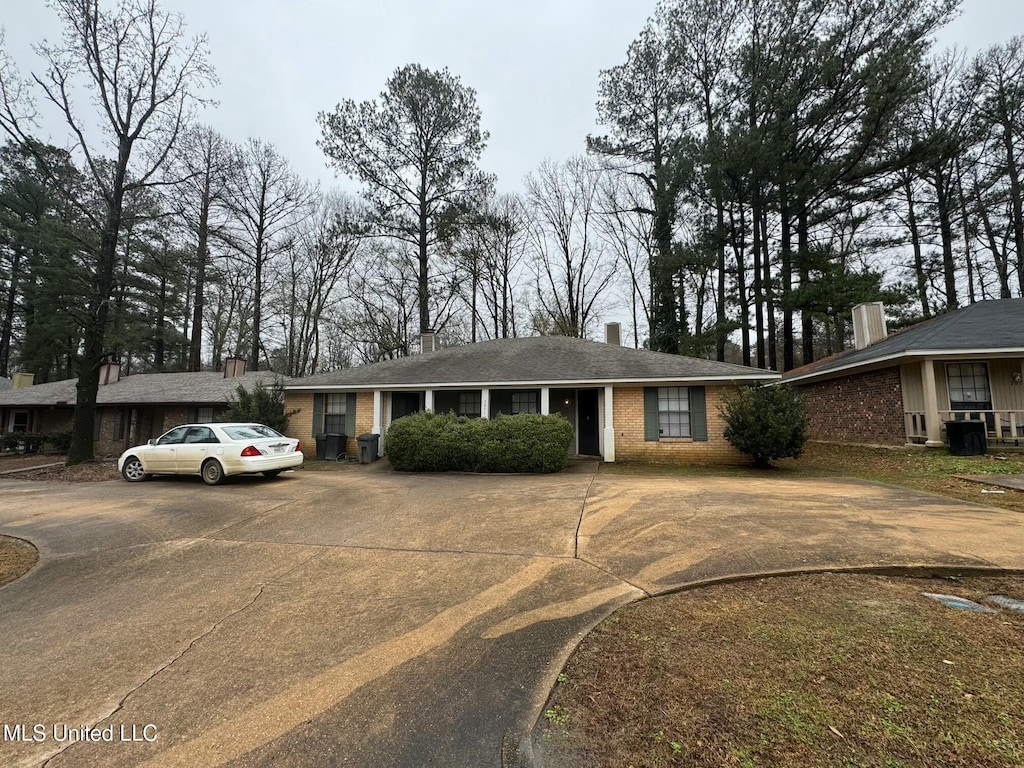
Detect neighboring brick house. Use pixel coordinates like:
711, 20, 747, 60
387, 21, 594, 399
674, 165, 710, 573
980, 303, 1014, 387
783, 300, 1024, 447
0, 359, 281, 456
284, 326, 779, 464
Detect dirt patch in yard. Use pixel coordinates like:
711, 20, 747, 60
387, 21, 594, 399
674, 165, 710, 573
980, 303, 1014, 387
0, 455, 119, 482
540, 572, 1024, 768
0, 535, 38, 587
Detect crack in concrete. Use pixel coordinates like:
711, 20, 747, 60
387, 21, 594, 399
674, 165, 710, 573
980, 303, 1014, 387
573, 464, 599, 560
39, 550, 324, 768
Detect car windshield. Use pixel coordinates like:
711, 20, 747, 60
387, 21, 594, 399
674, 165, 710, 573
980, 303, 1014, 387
221, 424, 284, 441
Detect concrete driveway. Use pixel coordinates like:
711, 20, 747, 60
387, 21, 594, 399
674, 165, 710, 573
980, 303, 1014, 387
1, 464, 1023, 768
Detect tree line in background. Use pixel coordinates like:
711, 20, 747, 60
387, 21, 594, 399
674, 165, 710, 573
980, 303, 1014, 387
0, 0, 1023, 462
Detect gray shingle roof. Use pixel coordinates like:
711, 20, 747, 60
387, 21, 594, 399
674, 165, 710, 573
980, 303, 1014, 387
783, 299, 1024, 383
288, 336, 776, 389
0, 377, 10, 392
0, 371, 280, 407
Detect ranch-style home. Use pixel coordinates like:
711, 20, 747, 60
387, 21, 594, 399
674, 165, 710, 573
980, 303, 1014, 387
283, 325, 780, 464
0, 358, 278, 455
783, 299, 1024, 447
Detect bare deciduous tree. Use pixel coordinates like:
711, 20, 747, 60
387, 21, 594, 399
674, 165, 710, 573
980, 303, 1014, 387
525, 157, 615, 338
0, 0, 214, 463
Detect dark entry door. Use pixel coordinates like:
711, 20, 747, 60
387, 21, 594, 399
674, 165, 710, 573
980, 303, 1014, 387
577, 389, 600, 456
391, 392, 421, 420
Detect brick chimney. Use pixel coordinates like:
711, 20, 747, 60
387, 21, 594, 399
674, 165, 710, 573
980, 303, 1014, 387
99, 361, 122, 385
852, 302, 888, 350
223, 356, 248, 378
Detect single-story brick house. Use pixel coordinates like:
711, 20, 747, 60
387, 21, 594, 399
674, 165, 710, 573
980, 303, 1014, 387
0, 359, 279, 456
284, 327, 780, 463
782, 299, 1024, 447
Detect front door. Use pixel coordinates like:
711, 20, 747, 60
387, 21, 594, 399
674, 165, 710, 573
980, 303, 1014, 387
578, 389, 600, 456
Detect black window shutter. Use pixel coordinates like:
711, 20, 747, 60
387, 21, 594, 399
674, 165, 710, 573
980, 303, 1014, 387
345, 393, 357, 438
690, 386, 707, 442
312, 393, 324, 437
643, 387, 660, 441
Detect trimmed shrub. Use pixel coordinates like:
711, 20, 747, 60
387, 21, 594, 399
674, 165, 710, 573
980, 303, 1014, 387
720, 384, 808, 467
0, 432, 45, 454
385, 411, 573, 473
44, 431, 73, 452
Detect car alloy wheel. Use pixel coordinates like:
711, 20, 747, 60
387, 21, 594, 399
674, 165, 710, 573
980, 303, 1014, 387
121, 456, 148, 483
201, 459, 225, 486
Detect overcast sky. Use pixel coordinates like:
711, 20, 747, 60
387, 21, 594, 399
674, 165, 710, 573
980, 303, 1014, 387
2, 0, 1023, 196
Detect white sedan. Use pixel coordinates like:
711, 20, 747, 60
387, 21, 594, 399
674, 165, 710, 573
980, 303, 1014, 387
118, 423, 303, 485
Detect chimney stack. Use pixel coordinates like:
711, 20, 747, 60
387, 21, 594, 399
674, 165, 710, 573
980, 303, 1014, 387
419, 330, 437, 354
223, 356, 248, 378
99, 361, 122, 385
604, 322, 622, 346
852, 302, 888, 350
11, 372, 34, 389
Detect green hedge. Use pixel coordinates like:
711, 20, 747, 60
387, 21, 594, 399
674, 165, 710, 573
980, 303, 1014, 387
385, 411, 573, 473
0, 431, 72, 454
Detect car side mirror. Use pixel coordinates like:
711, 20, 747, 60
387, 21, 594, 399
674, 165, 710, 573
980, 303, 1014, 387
147, 439, 156, 445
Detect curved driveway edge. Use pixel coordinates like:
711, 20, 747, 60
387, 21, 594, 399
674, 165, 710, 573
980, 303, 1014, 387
1, 468, 1023, 767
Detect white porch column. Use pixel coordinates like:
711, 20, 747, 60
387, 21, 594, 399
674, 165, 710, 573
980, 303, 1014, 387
480, 388, 490, 420
921, 359, 943, 447
424, 389, 434, 412
372, 390, 383, 453
603, 385, 616, 463
540, 387, 550, 415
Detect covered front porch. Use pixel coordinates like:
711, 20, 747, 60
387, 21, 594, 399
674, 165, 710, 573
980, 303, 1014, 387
902, 357, 1024, 447
370, 385, 617, 460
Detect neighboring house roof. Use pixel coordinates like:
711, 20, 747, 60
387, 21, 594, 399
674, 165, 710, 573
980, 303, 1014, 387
783, 299, 1024, 385
0, 376, 10, 392
288, 336, 777, 390
0, 371, 280, 407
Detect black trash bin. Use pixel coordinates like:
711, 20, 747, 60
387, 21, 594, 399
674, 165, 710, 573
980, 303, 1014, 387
315, 433, 327, 461
357, 433, 380, 464
324, 433, 346, 461
945, 419, 987, 456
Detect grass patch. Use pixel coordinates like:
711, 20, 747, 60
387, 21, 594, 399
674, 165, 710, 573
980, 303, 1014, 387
0, 535, 38, 586
540, 573, 1024, 768
604, 442, 1024, 515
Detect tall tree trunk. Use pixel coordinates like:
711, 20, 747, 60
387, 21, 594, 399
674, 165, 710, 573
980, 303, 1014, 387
0, 243, 22, 378
189, 177, 211, 371
763, 206, 777, 371
934, 169, 958, 310
798, 204, 813, 366
734, 203, 751, 367
752, 187, 765, 369
780, 186, 795, 371
904, 178, 930, 317
418, 171, 430, 334
68, 148, 129, 465
1001, 115, 1024, 296
975, 180, 1012, 297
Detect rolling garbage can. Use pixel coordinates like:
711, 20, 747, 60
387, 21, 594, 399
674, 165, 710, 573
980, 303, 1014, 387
945, 419, 987, 456
357, 433, 380, 464
324, 433, 346, 461
315, 433, 327, 461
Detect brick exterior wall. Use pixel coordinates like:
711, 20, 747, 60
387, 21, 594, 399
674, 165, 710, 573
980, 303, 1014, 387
284, 392, 314, 457
284, 391, 376, 459
613, 385, 748, 464
795, 366, 905, 446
